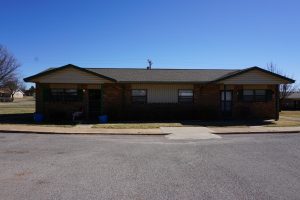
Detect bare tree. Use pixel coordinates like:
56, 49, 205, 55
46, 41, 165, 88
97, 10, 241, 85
266, 62, 297, 101
3, 77, 22, 101
0, 45, 20, 87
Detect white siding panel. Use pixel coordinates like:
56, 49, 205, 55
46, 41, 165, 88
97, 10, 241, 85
132, 84, 193, 103
220, 69, 290, 84
34, 68, 112, 84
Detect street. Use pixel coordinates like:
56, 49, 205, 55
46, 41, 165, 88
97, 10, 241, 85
0, 133, 300, 200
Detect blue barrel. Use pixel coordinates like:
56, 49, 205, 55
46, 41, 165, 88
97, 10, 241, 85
34, 113, 44, 123
98, 115, 108, 124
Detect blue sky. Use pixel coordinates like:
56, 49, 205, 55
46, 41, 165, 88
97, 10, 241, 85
1, 0, 300, 87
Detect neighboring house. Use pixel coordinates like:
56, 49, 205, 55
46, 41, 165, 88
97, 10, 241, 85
24, 64, 294, 121
0, 88, 12, 102
13, 89, 24, 99
281, 92, 300, 110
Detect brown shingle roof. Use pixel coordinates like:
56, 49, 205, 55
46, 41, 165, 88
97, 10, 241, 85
86, 68, 239, 83
24, 64, 295, 83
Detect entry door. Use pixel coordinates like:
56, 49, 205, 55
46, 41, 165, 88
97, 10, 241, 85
88, 89, 102, 118
221, 91, 233, 116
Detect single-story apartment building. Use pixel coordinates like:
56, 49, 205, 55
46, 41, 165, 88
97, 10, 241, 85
24, 64, 295, 121
281, 92, 300, 110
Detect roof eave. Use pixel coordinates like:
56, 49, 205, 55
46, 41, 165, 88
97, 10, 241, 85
211, 66, 295, 84
24, 64, 117, 83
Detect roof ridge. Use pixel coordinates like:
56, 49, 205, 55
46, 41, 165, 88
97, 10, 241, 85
86, 67, 239, 70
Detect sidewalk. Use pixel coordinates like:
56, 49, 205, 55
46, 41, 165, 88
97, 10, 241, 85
210, 126, 300, 134
0, 124, 163, 135
0, 124, 299, 135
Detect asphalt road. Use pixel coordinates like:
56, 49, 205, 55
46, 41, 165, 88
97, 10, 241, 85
0, 133, 300, 200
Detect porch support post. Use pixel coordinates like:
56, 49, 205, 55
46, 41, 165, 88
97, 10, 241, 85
275, 84, 279, 121
222, 84, 227, 118
81, 84, 89, 119
224, 84, 227, 102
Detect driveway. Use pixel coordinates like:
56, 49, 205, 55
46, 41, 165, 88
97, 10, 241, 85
0, 133, 300, 200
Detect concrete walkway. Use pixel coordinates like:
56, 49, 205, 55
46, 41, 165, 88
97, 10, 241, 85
210, 126, 300, 134
0, 124, 299, 136
0, 124, 163, 135
162, 127, 221, 140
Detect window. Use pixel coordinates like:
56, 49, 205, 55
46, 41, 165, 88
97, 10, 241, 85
48, 88, 82, 102
178, 89, 193, 103
255, 90, 266, 102
241, 89, 272, 102
51, 89, 64, 101
131, 89, 147, 104
243, 90, 254, 102
221, 91, 232, 112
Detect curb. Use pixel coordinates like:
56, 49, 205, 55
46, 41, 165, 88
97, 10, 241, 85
0, 130, 169, 136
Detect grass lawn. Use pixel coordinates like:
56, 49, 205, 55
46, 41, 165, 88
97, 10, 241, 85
265, 119, 300, 127
0, 97, 73, 127
92, 123, 183, 129
280, 111, 300, 118
0, 97, 35, 114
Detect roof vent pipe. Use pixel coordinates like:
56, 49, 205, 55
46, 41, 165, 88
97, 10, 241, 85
147, 59, 152, 70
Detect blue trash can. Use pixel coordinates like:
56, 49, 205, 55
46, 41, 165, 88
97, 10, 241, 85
34, 113, 44, 123
98, 115, 108, 124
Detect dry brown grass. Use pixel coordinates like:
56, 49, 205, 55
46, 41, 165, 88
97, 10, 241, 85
0, 97, 35, 114
92, 123, 183, 129
280, 111, 300, 118
265, 119, 300, 127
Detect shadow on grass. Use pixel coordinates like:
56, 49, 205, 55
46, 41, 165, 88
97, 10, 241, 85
96, 119, 275, 127
0, 113, 78, 125
0, 113, 275, 127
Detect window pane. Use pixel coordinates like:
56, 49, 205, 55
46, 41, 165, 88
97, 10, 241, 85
51, 89, 64, 95
243, 95, 254, 101
132, 89, 146, 96
221, 91, 232, 101
65, 89, 78, 95
243, 90, 254, 95
255, 90, 266, 95
255, 95, 266, 101
179, 90, 193, 97
132, 96, 147, 104
178, 97, 193, 103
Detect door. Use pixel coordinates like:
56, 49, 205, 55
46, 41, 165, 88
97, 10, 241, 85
221, 90, 233, 117
88, 89, 102, 118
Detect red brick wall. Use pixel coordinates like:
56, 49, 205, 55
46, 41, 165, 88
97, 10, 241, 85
102, 83, 129, 119
103, 83, 221, 120
102, 83, 278, 120
232, 85, 277, 119
36, 82, 278, 121
194, 84, 220, 118
35, 83, 43, 113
